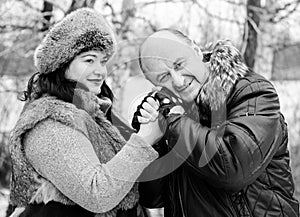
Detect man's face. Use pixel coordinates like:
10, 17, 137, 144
140, 32, 208, 103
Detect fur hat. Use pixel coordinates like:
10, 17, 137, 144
34, 8, 116, 74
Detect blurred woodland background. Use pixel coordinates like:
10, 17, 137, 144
1, 0, 300, 216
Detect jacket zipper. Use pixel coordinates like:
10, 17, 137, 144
178, 186, 187, 217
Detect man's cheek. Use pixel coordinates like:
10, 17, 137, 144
166, 85, 177, 96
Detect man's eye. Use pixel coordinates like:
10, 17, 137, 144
159, 73, 170, 83
174, 61, 185, 70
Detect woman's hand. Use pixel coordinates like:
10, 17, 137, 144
136, 96, 165, 146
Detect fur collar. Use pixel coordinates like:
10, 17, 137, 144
198, 40, 249, 111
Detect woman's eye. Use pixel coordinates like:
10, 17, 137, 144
100, 58, 108, 65
85, 59, 94, 63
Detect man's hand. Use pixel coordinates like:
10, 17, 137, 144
135, 96, 165, 145
132, 88, 185, 132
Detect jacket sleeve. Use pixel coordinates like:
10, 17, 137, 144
24, 119, 158, 213
138, 138, 172, 208
139, 176, 166, 208
165, 79, 284, 192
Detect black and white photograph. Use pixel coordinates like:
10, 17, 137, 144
0, 0, 300, 216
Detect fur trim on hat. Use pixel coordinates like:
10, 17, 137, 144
34, 8, 116, 74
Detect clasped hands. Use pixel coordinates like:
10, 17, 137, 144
132, 89, 185, 145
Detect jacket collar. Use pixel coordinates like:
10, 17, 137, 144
197, 40, 249, 111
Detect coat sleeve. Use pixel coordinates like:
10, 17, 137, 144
24, 119, 158, 213
165, 79, 284, 192
138, 176, 166, 208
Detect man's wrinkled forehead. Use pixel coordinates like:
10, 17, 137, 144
140, 31, 191, 59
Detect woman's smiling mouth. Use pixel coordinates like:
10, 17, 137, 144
88, 78, 103, 84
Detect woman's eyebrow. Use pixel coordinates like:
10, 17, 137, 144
80, 53, 97, 58
102, 55, 110, 61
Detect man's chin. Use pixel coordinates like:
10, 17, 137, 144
180, 91, 199, 103
180, 95, 195, 103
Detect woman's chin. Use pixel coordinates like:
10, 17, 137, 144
89, 87, 101, 95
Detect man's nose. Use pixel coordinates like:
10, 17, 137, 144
171, 69, 185, 88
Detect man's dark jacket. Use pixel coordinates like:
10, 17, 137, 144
139, 71, 299, 217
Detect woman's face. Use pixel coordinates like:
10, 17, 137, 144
65, 50, 109, 94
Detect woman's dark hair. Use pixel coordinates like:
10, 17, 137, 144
19, 63, 114, 121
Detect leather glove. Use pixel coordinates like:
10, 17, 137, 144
131, 88, 180, 132
131, 88, 183, 157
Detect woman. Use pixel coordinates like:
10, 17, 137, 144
8, 8, 162, 217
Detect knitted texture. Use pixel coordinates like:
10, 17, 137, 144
34, 8, 116, 74
9, 89, 139, 217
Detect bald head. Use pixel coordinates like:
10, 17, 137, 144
145, 29, 192, 46
139, 29, 194, 74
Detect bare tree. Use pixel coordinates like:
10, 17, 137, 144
243, 0, 261, 69
266, 0, 300, 23
238, 0, 300, 69
40, 0, 53, 31
66, 0, 96, 14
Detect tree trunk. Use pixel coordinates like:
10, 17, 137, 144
121, 0, 136, 23
41, 0, 53, 31
67, 0, 96, 14
243, 0, 261, 69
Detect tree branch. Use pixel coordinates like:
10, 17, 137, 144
0, 24, 36, 32
267, 0, 300, 23
136, 0, 190, 7
267, 0, 298, 14
243, 0, 261, 69
40, 0, 53, 31
104, 2, 117, 18
45, 0, 67, 13
240, 20, 248, 56
66, 0, 96, 14
133, 15, 157, 31
219, 0, 246, 7
0, 0, 17, 17
192, 0, 244, 25
0, 35, 40, 57
247, 16, 261, 34
16, 0, 40, 11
